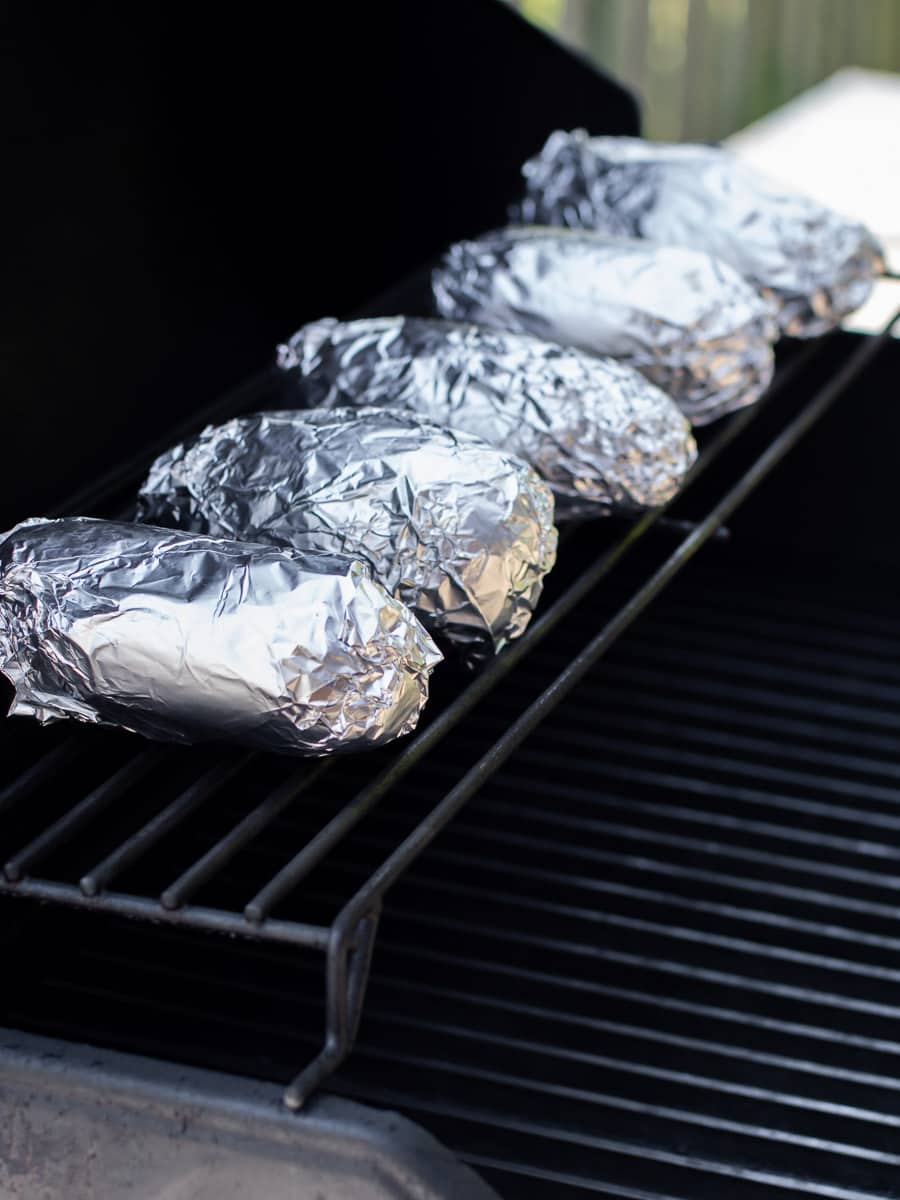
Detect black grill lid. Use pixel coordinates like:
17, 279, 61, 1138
0, 0, 638, 527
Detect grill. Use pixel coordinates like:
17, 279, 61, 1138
5, 3, 900, 1197
5, 314, 900, 1199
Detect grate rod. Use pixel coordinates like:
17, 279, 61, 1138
159, 759, 332, 910
80, 754, 254, 897
3, 747, 171, 882
0, 737, 82, 817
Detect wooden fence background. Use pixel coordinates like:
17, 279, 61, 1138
507, 0, 900, 141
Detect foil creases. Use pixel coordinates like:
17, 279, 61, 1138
0, 517, 440, 755
277, 315, 697, 517
513, 131, 885, 338
137, 409, 558, 657
432, 227, 777, 424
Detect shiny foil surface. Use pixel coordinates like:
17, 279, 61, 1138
277, 316, 697, 518
514, 131, 885, 338
137, 409, 558, 657
432, 227, 777, 424
0, 517, 440, 755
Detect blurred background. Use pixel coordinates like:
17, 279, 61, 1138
506, 0, 900, 141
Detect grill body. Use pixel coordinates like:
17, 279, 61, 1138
4, 5, 900, 1199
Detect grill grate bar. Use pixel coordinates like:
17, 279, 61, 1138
27, 936, 900, 1181
648, 587, 900, 648
640, 614, 900, 679
160, 759, 333, 910
510, 738, 900, 824
425, 818, 900, 923
60, 932, 900, 1101
362, 971, 900, 1096
325, 1080, 883, 1200
59, 905, 900, 1079
528, 674, 900, 758
478, 774, 900, 862
371, 940, 900, 1058
372, 870, 900, 983
434, 705, 900, 810
379, 908, 900, 1019
340, 1050, 900, 1165
3, 746, 171, 882
0, 737, 82, 817
79, 753, 255, 897
382, 843, 900, 955
604, 640, 900, 705
353, 1008, 900, 1130
267, 825, 900, 961
583, 660, 900, 734
538, 709, 900, 784
476, 792, 900, 896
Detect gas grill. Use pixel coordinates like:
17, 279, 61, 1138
4, 4, 900, 1199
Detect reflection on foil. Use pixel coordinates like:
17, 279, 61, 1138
277, 315, 697, 517
0, 517, 440, 755
138, 408, 557, 657
433, 227, 777, 424
513, 131, 885, 338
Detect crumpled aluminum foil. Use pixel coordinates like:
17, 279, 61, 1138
137, 409, 558, 657
0, 517, 441, 756
276, 316, 698, 518
432, 226, 777, 425
513, 130, 885, 338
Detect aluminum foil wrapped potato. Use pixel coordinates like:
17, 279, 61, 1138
137, 409, 557, 657
277, 316, 697, 518
0, 518, 440, 755
513, 131, 885, 338
432, 227, 777, 425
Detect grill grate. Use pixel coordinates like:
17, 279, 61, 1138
1, 307, 899, 1128
7, 550, 900, 1197
329, 562, 900, 1199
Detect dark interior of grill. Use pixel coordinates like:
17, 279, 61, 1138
5, 4, 900, 1197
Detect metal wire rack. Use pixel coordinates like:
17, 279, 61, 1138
2, 306, 898, 1109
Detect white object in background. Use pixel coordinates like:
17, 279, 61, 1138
726, 68, 900, 335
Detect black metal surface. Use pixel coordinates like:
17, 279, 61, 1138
3, 315, 891, 1113
334, 554, 900, 1200
1, 1, 639, 529
8, 484, 900, 1196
